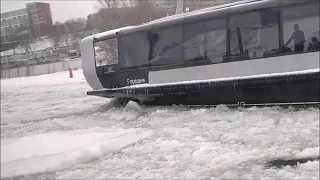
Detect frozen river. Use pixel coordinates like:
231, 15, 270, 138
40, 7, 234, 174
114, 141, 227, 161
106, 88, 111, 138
1, 70, 319, 179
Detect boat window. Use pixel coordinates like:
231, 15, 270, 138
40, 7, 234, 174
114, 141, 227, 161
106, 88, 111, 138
119, 32, 150, 69
282, 2, 320, 53
149, 25, 183, 66
227, 9, 280, 61
183, 21, 207, 63
94, 38, 118, 67
183, 18, 226, 64
205, 18, 227, 63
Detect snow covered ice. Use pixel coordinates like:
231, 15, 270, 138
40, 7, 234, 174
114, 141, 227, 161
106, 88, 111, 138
1, 70, 319, 179
1, 128, 152, 178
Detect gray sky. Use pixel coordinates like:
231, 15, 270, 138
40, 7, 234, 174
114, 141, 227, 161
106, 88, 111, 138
1, 0, 101, 23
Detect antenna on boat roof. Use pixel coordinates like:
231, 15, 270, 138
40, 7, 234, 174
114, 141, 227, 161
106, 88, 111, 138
175, 0, 184, 14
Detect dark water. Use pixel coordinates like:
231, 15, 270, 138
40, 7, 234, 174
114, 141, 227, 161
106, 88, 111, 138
265, 157, 320, 168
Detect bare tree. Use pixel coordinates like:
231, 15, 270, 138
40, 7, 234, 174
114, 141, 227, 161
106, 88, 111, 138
93, 0, 159, 32
131, 0, 155, 24
51, 22, 63, 47
121, 0, 135, 8
97, 0, 121, 29
13, 24, 32, 53
64, 18, 86, 33
98, 0, 119, 9
49, 18, 88, 48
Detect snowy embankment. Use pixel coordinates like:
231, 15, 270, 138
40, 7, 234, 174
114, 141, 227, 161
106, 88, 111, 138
1, 70, 319, 179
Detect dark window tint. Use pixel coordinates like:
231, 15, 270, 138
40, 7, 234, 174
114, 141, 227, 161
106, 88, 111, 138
94, 38, 118, 67
205, 19, 227, 63
119, 32, 150, 68
259, 9, 280, 57
283, 2, 320, 53
149, 26, 183, 66
183, 22, 206, 63
183, 18, 226, 64
228, 9, 280, 60
229, 19, 241, 58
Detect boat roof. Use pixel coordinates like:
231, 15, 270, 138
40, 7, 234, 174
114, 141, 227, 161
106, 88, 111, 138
144, 0, 264, 24
93, 0, 317, 41
93, 0, 267, 40
117, 0, 274, 35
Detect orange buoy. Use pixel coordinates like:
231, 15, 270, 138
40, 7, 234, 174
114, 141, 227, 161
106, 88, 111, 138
69, 68, 73, 78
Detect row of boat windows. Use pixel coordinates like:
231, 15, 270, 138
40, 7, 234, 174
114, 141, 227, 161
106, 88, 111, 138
95, 2, 319, 68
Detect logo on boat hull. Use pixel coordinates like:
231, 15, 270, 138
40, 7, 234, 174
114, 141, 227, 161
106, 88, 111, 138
127, 78, 146, 85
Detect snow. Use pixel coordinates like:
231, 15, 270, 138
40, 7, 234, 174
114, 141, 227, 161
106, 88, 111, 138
296, 147, 320, 159
0, 39, 53, 57
1, 69, 319, 179
1, 128, 152, 178
1, 35, 79, 57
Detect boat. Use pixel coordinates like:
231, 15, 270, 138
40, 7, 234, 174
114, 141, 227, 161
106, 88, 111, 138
80, 0, 320, 106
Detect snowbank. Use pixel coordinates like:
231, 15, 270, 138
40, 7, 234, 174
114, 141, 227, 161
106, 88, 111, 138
1, 128, 153, 178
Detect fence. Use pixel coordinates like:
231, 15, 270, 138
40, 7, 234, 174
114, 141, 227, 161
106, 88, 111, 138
0, 58, 82, 79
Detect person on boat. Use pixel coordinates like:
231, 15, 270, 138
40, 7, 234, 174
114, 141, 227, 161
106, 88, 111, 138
308, 37, 320, 50
285, 24, 305, 52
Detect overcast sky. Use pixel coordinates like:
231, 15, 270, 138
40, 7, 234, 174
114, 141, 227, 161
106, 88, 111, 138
1, 0, 101, 23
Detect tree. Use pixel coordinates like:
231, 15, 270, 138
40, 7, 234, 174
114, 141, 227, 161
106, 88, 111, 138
97, 0, 121, 30
49, 18, 88, 48
12, 24, 32, 53
64, 18, 86, 33
130, 0, 155, 24
93, 0, 159, 32
98, 0, 119, 9
51, 22, 64, 47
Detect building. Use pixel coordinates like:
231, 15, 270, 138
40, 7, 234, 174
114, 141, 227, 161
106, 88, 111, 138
1, 8, 29, 41
26, 2, 54, 38
149, 0, 177, 15
0, 2, 53, 42
151, 0, 176, 10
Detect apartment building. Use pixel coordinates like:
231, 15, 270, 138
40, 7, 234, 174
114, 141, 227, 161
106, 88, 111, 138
1, 2, 53, 42
1, 8, 29, 40
26, 2, 54, 38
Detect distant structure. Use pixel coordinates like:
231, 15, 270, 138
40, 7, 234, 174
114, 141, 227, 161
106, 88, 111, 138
151, 0, 176, 11
1, 8, 29, 41
150, 0, 241, 14
184, 0, 240, 12
175, 0, 184, 14
26, 2, 54, 38
0, 2, 54, 42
